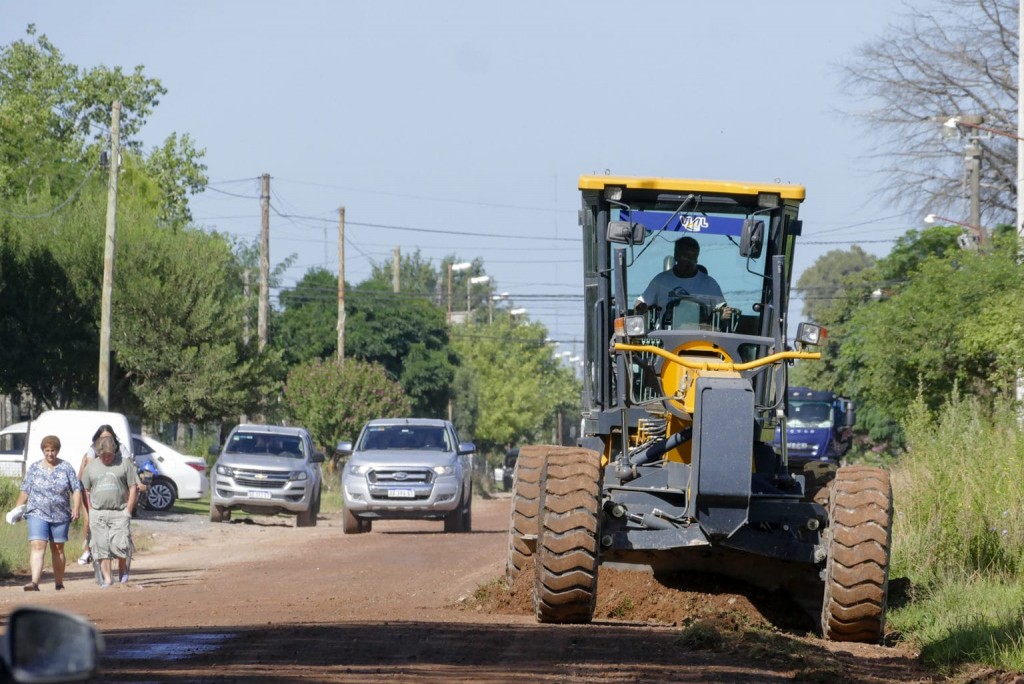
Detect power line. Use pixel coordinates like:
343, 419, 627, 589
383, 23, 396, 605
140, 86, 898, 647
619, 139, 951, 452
0, 156, 102, 218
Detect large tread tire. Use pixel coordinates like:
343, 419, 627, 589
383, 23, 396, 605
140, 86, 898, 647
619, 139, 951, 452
534, 446, 602, 624
343, 506, 367, 534
821, 465, 893, 642
505, 445, 549, 583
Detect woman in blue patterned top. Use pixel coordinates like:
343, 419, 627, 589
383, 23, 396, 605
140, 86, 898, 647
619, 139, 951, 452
12, 435, 82, 591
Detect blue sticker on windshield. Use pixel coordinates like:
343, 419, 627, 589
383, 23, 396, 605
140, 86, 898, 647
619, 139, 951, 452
624, 210, 744, 236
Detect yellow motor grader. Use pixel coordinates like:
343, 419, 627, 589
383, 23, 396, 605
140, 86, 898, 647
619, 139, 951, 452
507, 175, 892, 642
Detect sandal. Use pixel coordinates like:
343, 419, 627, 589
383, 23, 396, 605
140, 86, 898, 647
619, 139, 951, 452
22, 583, 39, 592
77, 549, 92, 565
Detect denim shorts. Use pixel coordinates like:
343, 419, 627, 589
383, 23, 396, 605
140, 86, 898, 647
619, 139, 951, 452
26, 516, 71, 544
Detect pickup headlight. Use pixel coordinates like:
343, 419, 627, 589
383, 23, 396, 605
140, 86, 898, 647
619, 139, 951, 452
433, 464, 456, 475
289, 470, 309, 481
215, 464, 234, 477
349, 463, 370, 475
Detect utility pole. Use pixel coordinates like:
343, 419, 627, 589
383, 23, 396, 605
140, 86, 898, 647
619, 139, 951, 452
393, 246, 400, 293
965, 141, 984, 247
337, 207, 346, 361
241, 269, 251, 347
98, 101, 121, 411
258, 173, 270, 353
1018, 0, 1024, 404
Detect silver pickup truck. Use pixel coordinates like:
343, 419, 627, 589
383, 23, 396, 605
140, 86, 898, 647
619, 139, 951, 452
209, 424, 324, 527
338, 418, 475, 534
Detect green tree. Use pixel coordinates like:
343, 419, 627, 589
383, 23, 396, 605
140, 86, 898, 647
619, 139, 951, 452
791, 247, 878, 393
346, 282, 455, 417
451, 318, 580, 452
112, 201, 279, 422
795, 246, 876, 326
274, 268, 339, 366
793, 225, 972, 444
0, 26, 167, 203
0, 228, 95, 408
142, 132, 208, 227
836, 231, 1022, 441
283, 358, 412, 453
365, 249, 440, 299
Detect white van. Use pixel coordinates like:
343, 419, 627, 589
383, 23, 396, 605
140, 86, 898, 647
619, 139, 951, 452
9, 410, 135, 477
0, 422, 29, 477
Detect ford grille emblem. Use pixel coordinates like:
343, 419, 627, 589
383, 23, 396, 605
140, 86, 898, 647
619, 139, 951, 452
394, 472, 408, 481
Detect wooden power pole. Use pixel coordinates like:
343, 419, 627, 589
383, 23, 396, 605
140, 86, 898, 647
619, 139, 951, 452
337, 207, 346, 361
98, 100, 121, 411
258, 173, 270, 352
393, 246, 400, 293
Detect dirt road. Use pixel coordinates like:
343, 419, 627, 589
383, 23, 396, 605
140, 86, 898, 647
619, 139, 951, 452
0, 496, 946, 683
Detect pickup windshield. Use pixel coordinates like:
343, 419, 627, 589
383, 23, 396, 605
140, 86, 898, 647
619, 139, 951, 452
227, 432, 305, 458
358, 426, 450, 451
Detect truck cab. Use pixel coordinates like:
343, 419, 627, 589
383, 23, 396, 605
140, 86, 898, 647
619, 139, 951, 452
774, 386, 855, 463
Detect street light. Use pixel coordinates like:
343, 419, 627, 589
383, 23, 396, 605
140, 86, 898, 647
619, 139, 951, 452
923, 213, 984, 250
447, 262, 471, 324
944, 115, 1024, 141
468, 275, 490, 317
510, 307, 527, 318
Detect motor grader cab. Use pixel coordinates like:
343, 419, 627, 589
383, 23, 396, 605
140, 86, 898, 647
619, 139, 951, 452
506, 175, 893, 642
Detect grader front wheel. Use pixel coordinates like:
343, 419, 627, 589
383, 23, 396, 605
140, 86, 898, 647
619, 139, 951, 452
534, 447, 602, 624
505, 446, 548, 583
821, 465, 893, 642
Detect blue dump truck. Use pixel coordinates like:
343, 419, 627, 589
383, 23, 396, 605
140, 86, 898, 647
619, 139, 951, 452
774, 386, 855, 463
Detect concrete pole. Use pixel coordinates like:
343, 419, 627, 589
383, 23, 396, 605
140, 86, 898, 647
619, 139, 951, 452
258, 173, 270, 353
966, 141, 984, 247
337, 207, 346, 361
98, 101, 121, 411
446, 263, 453, 325
392, 246, 400, 293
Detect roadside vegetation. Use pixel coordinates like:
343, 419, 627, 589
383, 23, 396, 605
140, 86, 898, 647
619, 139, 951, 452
881, 396, 1024, 672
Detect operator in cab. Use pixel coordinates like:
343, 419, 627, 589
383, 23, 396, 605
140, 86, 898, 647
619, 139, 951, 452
633, 236, 736, 327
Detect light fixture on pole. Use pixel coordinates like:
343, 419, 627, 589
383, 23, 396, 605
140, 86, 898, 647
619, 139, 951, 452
468, 275, 490, 317
944, 115, 1024, 141
510, 307, 527, 318
447, 262, 471, 325
923, 213, 985, 250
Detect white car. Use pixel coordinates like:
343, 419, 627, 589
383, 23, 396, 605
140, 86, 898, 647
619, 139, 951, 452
132, 434, 209, 510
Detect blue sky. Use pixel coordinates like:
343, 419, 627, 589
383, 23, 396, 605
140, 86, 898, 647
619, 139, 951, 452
2, 2, 939, 350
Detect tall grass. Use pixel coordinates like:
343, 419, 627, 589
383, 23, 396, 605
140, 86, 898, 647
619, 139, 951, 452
889, 394, 1024, 670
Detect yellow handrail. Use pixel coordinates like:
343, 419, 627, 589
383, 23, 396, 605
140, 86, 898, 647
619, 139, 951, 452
613, 343, 820, 371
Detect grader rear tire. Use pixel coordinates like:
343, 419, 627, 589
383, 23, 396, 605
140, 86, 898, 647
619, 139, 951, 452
505, 445, 547, 584
534, 447, 602, 624
821, 465, 893, 642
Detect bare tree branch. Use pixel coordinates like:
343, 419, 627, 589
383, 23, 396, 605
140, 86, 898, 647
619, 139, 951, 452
838, 0, 1017, 226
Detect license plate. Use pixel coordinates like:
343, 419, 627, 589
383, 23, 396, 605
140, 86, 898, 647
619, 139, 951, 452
247, 490, 273, 500
387, 489, 415, 498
